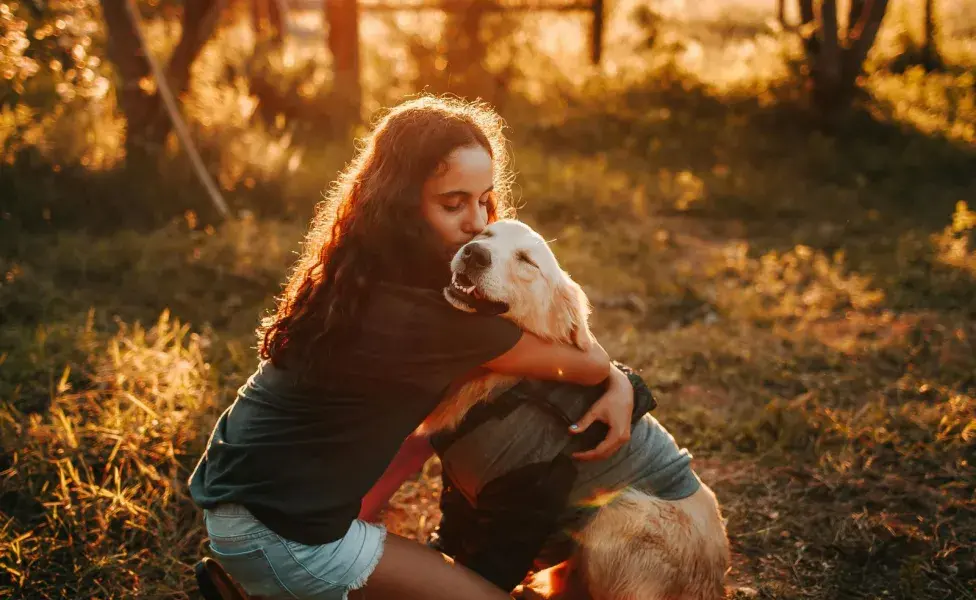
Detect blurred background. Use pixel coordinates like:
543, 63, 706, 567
0, 1, 974, 598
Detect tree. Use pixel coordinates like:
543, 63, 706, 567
920, 0, 943, 70
324, 0, 361, 125
252, 0, 284, 46
794, 0, 890, 119
100, 0, 223, 164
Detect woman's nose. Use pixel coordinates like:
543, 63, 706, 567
462, 204, 488, 234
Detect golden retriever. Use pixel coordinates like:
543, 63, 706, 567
418, 219, 731, 600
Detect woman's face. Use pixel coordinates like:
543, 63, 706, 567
420, 144, 494, 257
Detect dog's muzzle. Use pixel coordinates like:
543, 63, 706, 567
460, 242, 492, 273
445, 242, 509, 316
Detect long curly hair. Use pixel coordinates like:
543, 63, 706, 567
258, 95, 516, 378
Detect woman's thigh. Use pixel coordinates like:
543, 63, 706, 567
204, 504, 386, 600
350, 533, 512, 600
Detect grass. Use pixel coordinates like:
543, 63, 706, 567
2, 2, 975, 598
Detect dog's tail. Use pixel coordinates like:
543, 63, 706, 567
576, 485, 730, 600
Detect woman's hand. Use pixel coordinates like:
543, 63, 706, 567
568, 364, 634, 461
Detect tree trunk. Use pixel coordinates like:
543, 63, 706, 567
252, 0, 284, 45
797, 0, 890, 120
325, 0, 362, 125
844, 0, 889, 78
847, 0, 865, 35
591, 0, 604, 64
920, 0, 942, 70
444, 0, 491, 98
797, 0, 819, 57
100, 0, 222, 164
169, 0, 223, 97
809, 0, 845, 115
143, 0, 223, 146
101, 0, 159, 164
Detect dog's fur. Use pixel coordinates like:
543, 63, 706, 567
418, 219, 730, 600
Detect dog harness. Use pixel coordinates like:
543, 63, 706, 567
428, 363, 701, 591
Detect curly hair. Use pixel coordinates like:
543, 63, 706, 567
258, 95, 516, 379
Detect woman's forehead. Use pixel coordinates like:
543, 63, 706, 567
429, 146, 493, 191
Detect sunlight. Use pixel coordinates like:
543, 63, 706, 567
528, 567, 557, 597
932, 201, 976, 277
579, 487, 624, 509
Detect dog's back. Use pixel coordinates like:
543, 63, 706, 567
577, 485, 728, 600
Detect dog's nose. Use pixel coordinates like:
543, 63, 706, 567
461, 242, 492, 271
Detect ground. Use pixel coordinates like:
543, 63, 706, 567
0, 1, 974, 598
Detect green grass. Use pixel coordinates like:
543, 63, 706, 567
2, 4, 975, 598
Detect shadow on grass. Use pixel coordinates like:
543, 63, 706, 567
0, 145, 308, 236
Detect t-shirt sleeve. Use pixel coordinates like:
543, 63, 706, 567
407, 297, 523, 386
366, 287, 523, 393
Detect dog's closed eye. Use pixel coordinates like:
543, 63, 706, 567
516, 250, 538, 268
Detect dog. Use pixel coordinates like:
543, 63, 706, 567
417, 219, 731, 600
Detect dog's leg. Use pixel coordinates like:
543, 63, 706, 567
576, 486, 729, 600
676, 483, 731, 596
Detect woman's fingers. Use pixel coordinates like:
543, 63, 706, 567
572, 420, 630, 461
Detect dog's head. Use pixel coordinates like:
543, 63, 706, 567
444, 219, 592, 350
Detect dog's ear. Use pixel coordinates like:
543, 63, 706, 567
552, 273, 592, 351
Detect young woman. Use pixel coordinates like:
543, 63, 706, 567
188, 95, 636, 600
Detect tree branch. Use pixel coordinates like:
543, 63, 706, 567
845, 0, 890, 75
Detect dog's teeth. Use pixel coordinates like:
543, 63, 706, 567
463, 285, 475, 294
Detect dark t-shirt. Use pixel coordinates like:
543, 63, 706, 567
187, 282, 523, 545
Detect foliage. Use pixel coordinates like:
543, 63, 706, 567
0, 1, 118, 168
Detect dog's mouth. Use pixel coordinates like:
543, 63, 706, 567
445, 272, 509, 315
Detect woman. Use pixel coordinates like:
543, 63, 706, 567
188, 95, 636, 600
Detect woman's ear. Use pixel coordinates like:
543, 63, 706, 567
551, 273, 593, 351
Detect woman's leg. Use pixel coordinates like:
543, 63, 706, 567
350, 533, 512, 600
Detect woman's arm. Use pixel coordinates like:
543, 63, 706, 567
359, 433, 435, 522
481, 332, 610, 386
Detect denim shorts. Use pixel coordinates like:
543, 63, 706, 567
203, 504, 387, 600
